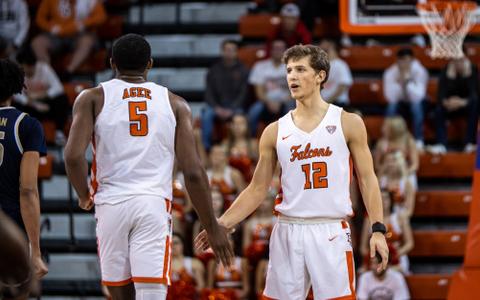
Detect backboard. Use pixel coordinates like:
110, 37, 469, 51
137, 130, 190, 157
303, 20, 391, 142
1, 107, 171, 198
340, 0, 480, 35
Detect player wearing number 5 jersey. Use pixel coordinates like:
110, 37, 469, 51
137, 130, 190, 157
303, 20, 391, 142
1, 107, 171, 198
64, 34, 233, 300
195, 45, 389, 300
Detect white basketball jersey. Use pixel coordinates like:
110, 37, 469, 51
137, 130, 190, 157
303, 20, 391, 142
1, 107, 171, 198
90, 79, 176, 204
275, 104, 353, 218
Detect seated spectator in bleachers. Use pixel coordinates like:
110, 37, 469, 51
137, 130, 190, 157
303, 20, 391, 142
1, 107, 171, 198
242, 191, 275, 264
201, 40, 249, 151
248, 39, 294, 136
206, 238, 249, 300
430, 56, 479, 154
207, 144, 246, 204
357, 255, 411, 300
377, 151, 416, 217
383, 48, 428, 150
318, 38, 353, 108
224, 114, 258, 182
169, 233, 205, 300
32, 0, 106, 75
0, 0, 29, 57
374, 116, 419, 190
266, 3, 311, 56
360, 189, 414, 275
14, 46, 69, 145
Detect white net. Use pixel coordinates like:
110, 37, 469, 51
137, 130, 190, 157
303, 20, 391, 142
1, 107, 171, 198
417, 1, 477, 59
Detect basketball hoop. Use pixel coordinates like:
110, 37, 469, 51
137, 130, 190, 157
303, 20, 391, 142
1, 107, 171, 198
417, 0, 477, 59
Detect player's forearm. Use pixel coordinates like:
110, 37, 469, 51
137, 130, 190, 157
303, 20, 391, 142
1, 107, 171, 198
64, 156, 90, 199
219, 184, 266, 229
359, 174, 383, 224
19, 188, 41, 252
183, 170, 217, 231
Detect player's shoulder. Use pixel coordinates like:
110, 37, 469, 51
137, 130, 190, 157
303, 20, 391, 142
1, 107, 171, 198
341, 110, 366, 137
259, 121, 278, 147
167, 91, 190, 118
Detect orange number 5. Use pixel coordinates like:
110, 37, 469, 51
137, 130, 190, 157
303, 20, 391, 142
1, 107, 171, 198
128, 101, 148, 136
301, 162, 328, 189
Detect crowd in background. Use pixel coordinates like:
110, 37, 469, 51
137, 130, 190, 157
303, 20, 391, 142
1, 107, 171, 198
1, 0, 478, 299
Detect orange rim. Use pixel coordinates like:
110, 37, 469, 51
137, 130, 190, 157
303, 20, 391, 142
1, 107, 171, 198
417, 1, 477, 12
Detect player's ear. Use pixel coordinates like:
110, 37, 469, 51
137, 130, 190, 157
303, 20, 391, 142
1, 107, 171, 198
146, 58, 153, 70
109, 58, 115, 70
317, 70, 326, 85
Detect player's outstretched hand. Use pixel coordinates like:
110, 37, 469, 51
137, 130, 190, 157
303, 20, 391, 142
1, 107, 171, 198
79, 197, 93, 211
370, 232, 389, 272
194, 223, 234, 268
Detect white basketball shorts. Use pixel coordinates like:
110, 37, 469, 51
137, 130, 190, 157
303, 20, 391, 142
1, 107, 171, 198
95, 195, 173, 287
263, 217, 356, 300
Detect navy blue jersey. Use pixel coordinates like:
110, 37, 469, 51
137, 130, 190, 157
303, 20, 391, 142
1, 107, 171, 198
0, 107, 46, 230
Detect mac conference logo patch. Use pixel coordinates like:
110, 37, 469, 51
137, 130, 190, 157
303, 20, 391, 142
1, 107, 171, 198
326, 125, 336, 134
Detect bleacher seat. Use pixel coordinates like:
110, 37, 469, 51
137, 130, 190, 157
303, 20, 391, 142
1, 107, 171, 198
63, 82, 93, 106
239, 14, 280, 38
40, 214, 96, 240
39, 155, 54, 180
42, 120, 56, 145
415, 190, 471, 217
418, 152, 475, 179
339, 44, 480, 72
362, 115, 384, 142
411, 230, 466, 257
53, 49, 107, 75
406, 274, 451, 300
238, 45, 266, 68
97, 15, 124, 40
45, 254, 100, 280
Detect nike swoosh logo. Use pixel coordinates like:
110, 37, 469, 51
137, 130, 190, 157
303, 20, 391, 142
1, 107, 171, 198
282, 134, 292, 140
328, 235, 339, 241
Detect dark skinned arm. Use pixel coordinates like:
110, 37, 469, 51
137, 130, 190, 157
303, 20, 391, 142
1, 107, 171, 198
170, 92, 234, 267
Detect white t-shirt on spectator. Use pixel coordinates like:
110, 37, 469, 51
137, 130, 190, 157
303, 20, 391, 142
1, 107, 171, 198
249, 59, 290, 103
321, 58, 353, 105
357, 269, 410, 300
383, 59, 429, 104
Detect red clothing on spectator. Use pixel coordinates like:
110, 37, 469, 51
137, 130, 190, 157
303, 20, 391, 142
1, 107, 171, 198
266, 21, 312, 55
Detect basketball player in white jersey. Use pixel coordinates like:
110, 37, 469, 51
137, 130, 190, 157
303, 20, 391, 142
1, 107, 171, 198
195, 45, 389, 300
64, 34, 233, 300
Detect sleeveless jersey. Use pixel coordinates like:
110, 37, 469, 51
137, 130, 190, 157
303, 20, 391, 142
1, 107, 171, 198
0, 107, 46, 229
91, 79, 176, 204
275, 104, 353, 218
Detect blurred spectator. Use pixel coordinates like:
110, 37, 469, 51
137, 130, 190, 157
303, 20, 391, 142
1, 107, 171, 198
430, 56, 478, 154
357, 256, 411, 300
248, 40, 294, 136
374, 116, 419, 190
224, 114, 258, 182
207, 144, 246, 204
169, 233, 205, 300
377, 151, 416, 217
360, 189, 414, 275
206, 239, 249, 300
0, 35, 8, 58
32, 0, 106, 75
242, 192, 275, 264
14, 46, 69, 145
383, 48, 428, 150
0, 0, 29, 56
319, 39, 353, 107
201, 40, 249, 151
266, 3, 312, 56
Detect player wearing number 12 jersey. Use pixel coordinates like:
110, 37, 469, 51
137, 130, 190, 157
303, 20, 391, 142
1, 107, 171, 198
64, 34, 233, 300
196, 45, 389, 300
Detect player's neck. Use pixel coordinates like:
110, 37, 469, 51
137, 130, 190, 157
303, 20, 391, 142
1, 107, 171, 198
294, 93, 328, 117
0, 98, 12, 107
116, 73, 146, 83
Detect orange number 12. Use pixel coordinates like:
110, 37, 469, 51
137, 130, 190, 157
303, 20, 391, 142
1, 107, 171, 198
128, 101, 148, 136
301, 162, 328, 189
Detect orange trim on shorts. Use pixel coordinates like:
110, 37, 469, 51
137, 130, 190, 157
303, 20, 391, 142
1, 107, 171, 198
162, 234, 172, 284
102, 278, 133, 286
131, 277, 168, 284
341, 220, 349, 229
90, 135, 98, 202
165, 198, 172, 213
261, 294, 277, 300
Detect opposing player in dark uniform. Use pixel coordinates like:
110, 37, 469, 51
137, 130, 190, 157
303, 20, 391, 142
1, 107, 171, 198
0, 59, 48, 296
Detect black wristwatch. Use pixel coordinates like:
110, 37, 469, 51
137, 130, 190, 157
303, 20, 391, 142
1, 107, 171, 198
372, 222, 387, 234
